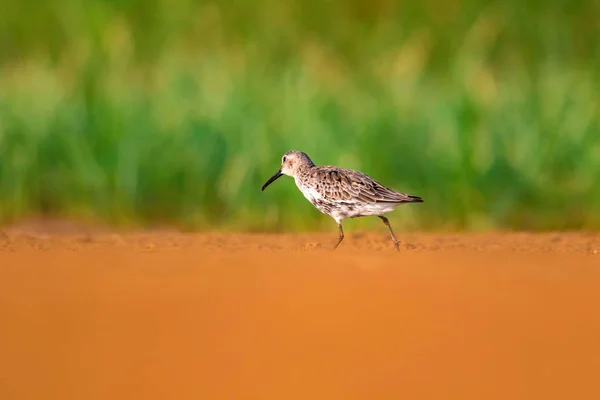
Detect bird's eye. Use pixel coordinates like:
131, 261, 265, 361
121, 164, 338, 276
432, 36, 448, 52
282, 156, 287, 163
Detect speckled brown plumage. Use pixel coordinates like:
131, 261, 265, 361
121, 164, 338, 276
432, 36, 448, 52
261, 150, 423, 251
299, 166, 423, 204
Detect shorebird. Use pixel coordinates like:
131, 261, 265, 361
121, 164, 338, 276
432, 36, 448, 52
260, 150, 423, 251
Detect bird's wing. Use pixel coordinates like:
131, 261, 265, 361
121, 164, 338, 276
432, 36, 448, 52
312, 167, 418, 204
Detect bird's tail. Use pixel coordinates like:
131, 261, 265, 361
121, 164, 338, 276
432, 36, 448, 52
407, 195, 423, 203
381, 194, 424, 204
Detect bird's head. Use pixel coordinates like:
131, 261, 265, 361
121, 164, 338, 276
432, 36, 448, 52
261, 150, 315, 191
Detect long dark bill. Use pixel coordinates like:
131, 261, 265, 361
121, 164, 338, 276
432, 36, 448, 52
261, 169, 283, 191
260, 170, 283, 191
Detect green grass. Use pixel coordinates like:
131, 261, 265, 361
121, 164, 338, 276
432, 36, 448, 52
0, 0, 599, 231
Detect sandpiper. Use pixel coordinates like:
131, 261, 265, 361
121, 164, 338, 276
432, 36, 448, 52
260, 150, 423, 251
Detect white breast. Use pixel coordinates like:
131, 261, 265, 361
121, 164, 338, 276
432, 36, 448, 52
295, 177, 322, 203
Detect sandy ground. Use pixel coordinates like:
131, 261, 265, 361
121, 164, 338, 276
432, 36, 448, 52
1, 222, 600, 399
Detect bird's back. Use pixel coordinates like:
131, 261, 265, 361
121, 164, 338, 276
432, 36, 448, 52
295, 165, 422, 220
300, 166, 420, 203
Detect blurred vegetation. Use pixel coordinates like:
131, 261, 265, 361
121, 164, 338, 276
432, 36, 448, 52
0, 0, 599, 231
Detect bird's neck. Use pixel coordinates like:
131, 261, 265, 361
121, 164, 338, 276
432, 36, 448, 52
293, 165, 314, 186
297, 164, 314, 176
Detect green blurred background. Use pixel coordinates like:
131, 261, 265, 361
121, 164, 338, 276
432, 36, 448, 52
0, 0, 599, 231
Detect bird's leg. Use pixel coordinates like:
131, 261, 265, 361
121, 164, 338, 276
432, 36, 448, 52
333, 222, 344, 249
379, 216, 400, 251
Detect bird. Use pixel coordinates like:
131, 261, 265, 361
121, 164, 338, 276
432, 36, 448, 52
260, 150, 423, 251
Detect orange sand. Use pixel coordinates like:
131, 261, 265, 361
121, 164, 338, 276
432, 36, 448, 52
1, 226, 599, 399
